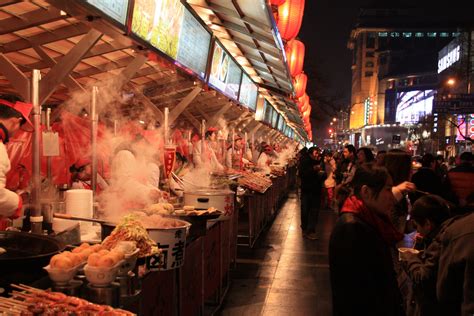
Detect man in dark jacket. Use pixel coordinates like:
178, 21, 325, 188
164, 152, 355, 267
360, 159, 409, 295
446, 151, 474, 207
299, 146, 325, 240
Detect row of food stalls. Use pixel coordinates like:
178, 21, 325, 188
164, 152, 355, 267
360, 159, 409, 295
0, 0, 308, 314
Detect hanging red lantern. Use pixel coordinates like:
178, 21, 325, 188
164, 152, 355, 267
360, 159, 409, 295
271, 0, 286, 5
285, 39, 305, 77
298, 93, 309, 109
293, 73, 307, 98
277, 0, 305, 41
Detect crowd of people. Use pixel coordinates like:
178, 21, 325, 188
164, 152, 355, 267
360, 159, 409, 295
296, 144, 474, 316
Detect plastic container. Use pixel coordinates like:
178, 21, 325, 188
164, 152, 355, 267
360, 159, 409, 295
44, 262, 85, 285
84, 260, 123, 287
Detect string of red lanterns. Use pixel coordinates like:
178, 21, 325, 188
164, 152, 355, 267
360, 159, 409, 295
277, 0, 305, 41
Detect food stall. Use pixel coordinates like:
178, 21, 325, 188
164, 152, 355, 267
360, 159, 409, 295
0, 0, 307, 315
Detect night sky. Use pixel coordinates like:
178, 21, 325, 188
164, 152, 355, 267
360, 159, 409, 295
299, 0, 372, 143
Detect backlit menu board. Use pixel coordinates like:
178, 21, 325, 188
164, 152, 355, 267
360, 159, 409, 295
131, 0, 211, 78
278, 115, 284, 131
264, 99, 273, 124
209, 42, 242, 100
272, 109, 278, 128
239, 74, 258, 111
86, 0, 129, 25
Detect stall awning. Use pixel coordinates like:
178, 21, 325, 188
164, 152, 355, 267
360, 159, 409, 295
187, 0, 293, 95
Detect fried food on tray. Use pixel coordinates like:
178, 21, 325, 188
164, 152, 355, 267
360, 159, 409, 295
143, 202, 174, 215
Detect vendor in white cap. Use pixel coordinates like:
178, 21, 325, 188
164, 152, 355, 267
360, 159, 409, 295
226, 134, 246, 170
192, 127, 224, 171
0, 99, 33, 219
69, 157, 108, 193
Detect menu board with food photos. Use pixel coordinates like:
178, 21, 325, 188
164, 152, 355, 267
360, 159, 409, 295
272, 109, 279, 128
131, 0, 211, 78
278, 117, 285, 131
239, 74, 258, 111
85, 0, 129, 25
264, 99, 273, 124
209, 42, 242, 100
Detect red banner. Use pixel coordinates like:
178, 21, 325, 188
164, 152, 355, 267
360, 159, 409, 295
163, 145, 176, 179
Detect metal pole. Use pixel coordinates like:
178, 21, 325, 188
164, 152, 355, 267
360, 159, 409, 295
164, 107, 169, 145
201, 120, 205, 163
31, 69, 42, 234
91, 86, 98, 195
46, 108, 52, 182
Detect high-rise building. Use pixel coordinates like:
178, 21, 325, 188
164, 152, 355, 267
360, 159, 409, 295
347, 6, 470, 132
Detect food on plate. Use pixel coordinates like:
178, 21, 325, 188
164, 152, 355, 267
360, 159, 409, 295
174, 209, 186, 215
49, 251, 83, 269
101, 215, 159, 258
144, 202, 174, 215
183, 205, 195, 211
87, 249, 124, 268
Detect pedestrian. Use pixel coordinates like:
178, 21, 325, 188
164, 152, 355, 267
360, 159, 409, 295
446, 151, 474, 207
376, 150, 387, 166
401, 195, 451, 316
356, 147, 375, 165
322, 150, 336, 210
299, 146, 325, 240
329, 164, 405, 316
411, 153, 444, 202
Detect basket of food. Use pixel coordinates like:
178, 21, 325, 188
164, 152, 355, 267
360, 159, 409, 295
83, 249, 125, 287
44, 251, 86, 285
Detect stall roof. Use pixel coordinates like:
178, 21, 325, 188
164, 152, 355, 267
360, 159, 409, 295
187, 0, 293, 95
0, 0, 304, 140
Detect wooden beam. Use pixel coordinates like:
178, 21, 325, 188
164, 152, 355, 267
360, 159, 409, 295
206, 2, 270, 32
209, 102, 233, 126
39, 29, 103, 105
33, 46, 85, 93
0, 6, 63, 36
23, 39, 132, 71
0, 53, 30, 101
0, 1, 20, 7
0, 23, 90, 54
182, 109, 202, 131
112, 53, 148, 89
128, 85, 164, 124
168, 86, 202, 125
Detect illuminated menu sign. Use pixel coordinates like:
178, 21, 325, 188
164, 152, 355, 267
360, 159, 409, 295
209, 42, 242, 100
131, 0, 211, 78
264, 100, 273, 124
86, 0, 129, 25
239, 74, 258, 111
271, 109, 278, 128
278, 115, 284, 131
457, 114, 474, 141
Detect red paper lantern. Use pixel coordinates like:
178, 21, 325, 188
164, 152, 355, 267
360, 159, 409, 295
271, 0, 286, 5
298, 93, 309, 108
293, 73, 307, 98
277, 0, 305, 41
285, 40, 305, 77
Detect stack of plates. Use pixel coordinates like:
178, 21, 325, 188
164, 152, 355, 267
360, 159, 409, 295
65, 189, 93, 234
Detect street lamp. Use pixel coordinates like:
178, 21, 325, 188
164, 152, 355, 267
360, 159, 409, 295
332, 117, 337, 122
446, 78, 456, 86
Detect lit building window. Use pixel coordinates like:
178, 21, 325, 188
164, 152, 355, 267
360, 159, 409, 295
440, 32, 450, 37
427, 32, 437, 37
452, 32, 461, 37
378, 32, 388, 37
390, 32, 400, 37
415, 32, 424, 37
402, 32, 412, 38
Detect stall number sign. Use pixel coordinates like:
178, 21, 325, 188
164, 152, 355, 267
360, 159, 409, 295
146, 230, 186, 271
438, 44, 460, 73
392, 135, 401, 144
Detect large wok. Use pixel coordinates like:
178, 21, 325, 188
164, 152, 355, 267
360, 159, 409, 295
0, 231, 64, 295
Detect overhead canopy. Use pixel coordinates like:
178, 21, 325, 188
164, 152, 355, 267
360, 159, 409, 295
187, 0, 293, 95
0, 0, 305, 141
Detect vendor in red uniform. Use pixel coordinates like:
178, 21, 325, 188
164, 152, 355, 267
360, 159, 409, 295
0, 99, 33, 220
69, 158, 108, 193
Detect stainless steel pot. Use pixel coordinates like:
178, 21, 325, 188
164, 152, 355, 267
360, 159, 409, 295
183, 189, 235, 220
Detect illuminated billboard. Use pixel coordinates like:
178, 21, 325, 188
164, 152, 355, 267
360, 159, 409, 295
86, 0, 129, 25
239, 74, 258, 111
131, 0, 211, 78
396, 90, 435, 124
457, 114, 474, 141
209, 42, 242, 100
